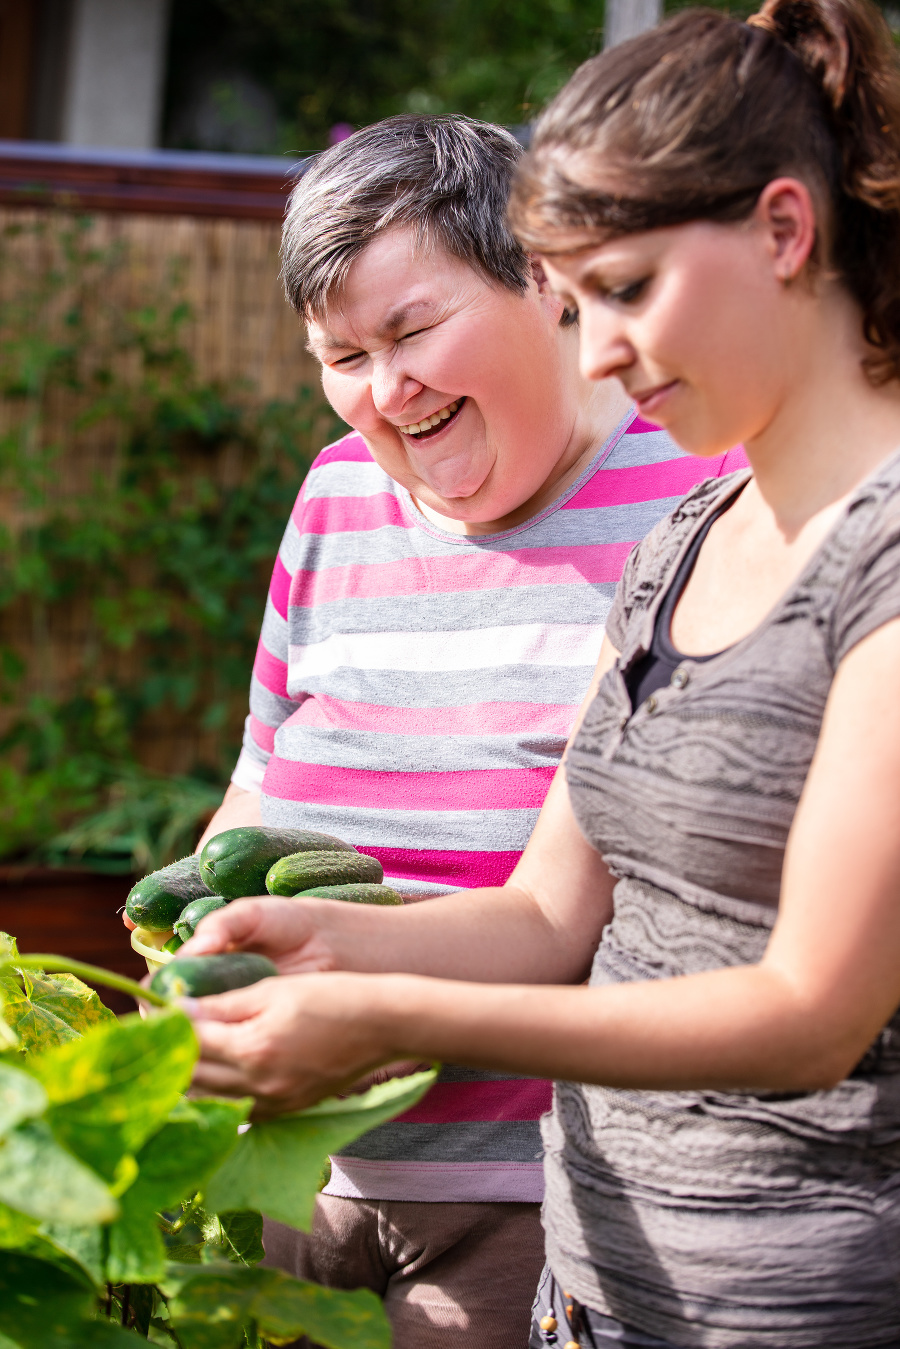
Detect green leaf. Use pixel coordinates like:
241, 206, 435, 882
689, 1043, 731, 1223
0, 1202, 37, 1249
0, 1249, 93, 1346
200, 1210, 264, 1266
205, 1069, 437, 1230
0, 968, 115, 1057
163, 1262, 391, 1349
37, 1221, 105, 1285
0, 1062, 46, 1135
29, 1009, 197, 1182
106, 1096, 250, 1284
0, 1120, 118, 1225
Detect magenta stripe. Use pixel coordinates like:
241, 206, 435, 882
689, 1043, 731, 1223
566, 453, 728, 509
293, 541, 633, 605
252, 640, 289, 698
626, 415, 662, 434
269, 553, 292, 620
249, 714, 276, 753
297, 492, 410, 537
310, 432, 371, 467
396, 1079, 553, 1124
286, 693, 576, 737
262, 758, 555, 809
718, 446, 749, 474
365, 846, 522, 888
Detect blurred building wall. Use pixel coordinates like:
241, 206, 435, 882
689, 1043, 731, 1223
604, 0, 662, 47
62, 0, 170, 147
0, 0, 170, 147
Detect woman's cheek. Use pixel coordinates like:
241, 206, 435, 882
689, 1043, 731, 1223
320, 370, 367, 429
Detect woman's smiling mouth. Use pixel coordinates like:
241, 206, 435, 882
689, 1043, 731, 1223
399, 397, 466, 439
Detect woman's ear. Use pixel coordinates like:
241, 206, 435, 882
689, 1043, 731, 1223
754, 177, 818, 284
530, 254, 567, 323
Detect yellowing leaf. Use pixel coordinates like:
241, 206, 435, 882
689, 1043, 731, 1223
0, 968, 114, 1058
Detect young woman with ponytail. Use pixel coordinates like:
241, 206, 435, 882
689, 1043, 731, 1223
181, 0, 900, 1341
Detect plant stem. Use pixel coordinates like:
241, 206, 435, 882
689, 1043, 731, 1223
2, 955, 169, 1007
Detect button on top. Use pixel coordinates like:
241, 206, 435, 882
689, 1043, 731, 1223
646, 693, 658, 713
619, 714, 629, 729
671, 666, 690, 689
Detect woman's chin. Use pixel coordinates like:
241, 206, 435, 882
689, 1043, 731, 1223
418, 472, 492, 507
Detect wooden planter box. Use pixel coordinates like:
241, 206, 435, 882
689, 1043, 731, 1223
0, 864, 144, 1015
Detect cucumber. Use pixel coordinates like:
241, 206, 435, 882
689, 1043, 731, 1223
266, 850, 383, 897
126, 855, 215, 933
163, 933, 184, 954
174, 895, 228, 942
200, 827, 356, 900
150, 952, 278, 999
296, 882, 403, 906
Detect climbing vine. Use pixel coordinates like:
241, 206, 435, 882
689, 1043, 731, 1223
0, 215, 338, 871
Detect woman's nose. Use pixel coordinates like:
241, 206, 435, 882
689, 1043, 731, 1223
579, 312, 634, 385
370, 360, 424, 418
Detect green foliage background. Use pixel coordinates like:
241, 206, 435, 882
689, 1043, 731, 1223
0, 216, 337, 871
165, 0, 610, 153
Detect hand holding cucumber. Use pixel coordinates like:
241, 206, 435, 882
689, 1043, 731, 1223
186, 968, 406, 1116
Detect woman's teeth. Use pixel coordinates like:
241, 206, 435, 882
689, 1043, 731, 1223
400, 400, 460, 437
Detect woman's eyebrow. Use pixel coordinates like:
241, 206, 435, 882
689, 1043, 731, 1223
373, 300, 432, 339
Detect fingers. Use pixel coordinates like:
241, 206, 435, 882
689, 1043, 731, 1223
181, 896, 303, 958
182, 895, 342, 976
178, 979, 274, 1024
183, 971, 394, 1115
122, 913, 136, 931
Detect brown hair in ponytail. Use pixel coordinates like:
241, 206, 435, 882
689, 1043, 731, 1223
508, 0, 900, 384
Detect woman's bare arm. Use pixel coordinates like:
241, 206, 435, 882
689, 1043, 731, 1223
196, 782, 262, 854
187, 617, 900, 1112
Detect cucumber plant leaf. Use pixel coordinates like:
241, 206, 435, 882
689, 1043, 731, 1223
106, 1096, 250, 1284
0, 968, 115, 1059
200, 1209, 264, 1266
0, 1203, 36, 1250
204, 1068, 437, 1230
0, 1119, 118, 1225
28, 1008, 197, 1182
162, 1262, 391, 1349
37, 1220, 105, 1285
0, 1249, 102, 1349
0, 1062, 46, 1135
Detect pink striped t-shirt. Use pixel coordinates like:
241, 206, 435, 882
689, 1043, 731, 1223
233, 408, 747, 1203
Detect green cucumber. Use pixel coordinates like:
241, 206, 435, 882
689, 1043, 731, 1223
296, 882, 403, 906
126, 855, 215, 933
163, 933, 184, 954
174, 895, 228, 942
266, 850, 383, 897
200, 827, 356, 900
150, 952, 278, 999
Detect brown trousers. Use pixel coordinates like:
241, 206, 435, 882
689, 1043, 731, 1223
263, 1194, 545, 1349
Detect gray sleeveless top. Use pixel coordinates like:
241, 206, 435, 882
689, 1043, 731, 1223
546, 450, 900, 1349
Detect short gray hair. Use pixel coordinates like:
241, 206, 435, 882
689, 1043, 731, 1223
281, 114, 529, 318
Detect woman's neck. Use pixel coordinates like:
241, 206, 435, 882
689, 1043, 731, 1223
745, 287, 900, 540
416, 358, 633, 537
